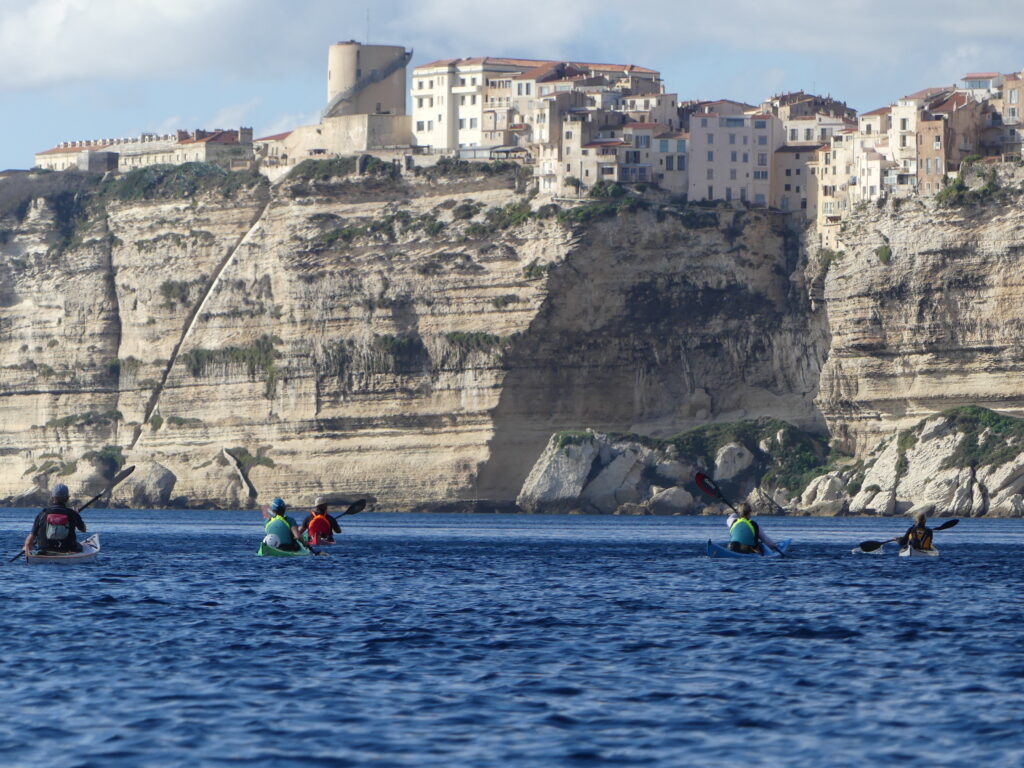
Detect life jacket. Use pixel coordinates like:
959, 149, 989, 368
906, 525, 933, 550
265, 514, 295, 546
729, 517, 759, 547
38, 504, 79, 551
308, 512, 333, 541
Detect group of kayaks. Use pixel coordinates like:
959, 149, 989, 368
706, 540, 941, 559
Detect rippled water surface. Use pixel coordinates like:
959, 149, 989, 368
1, 511, 1022, 767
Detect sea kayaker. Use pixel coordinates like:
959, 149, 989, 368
23, 483, 86, 555
299, 497, 342, 544
898, 509, 934, 551
726, 502, 781, 556
261, 497, 303, 551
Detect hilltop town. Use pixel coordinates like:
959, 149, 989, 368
32, 41, 1023, 253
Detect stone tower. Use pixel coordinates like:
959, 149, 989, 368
325, 41, 411, 118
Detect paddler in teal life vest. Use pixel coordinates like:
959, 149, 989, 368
261, 497, 303, 551
726, 502, 782, 556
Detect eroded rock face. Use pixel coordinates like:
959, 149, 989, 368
517, 435, 599, 514
110, 461, 176, 508
518, 432, 702, 515
818, 188, 1024, 455
0, 167, 827, 508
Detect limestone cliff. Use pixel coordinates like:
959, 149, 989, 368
817, 166, 1024, 454
0, 162, 827, 508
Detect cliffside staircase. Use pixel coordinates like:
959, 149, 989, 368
128, 188, 272, 451
322, 49, 412, 119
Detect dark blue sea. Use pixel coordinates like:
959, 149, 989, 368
0, 511, 1021, 768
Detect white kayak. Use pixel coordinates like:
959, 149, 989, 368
26, 534, 100, 564
899, 545, 939, 558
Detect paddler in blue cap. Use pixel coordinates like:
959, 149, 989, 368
261, 497, 303, 551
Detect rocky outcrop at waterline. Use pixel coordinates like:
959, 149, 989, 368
0, 162, 826, 508
519, 407, 1024, 518
517, 419, 827, 515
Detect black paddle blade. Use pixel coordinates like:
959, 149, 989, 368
695, 472, 722, 499
935, 518, 959, 531
8, 551, 25, 563
113, 465, 136, 484
342, 499, 367, 516
857, 540, 887, 552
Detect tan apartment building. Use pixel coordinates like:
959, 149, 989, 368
687, 113, 783, 204
771, 145, 817, 214
410, 56, 662, 152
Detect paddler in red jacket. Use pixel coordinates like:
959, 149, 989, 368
299, 497, 342, 544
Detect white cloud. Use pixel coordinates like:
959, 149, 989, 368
209, 99, 261, 129
258, 110, 320, 138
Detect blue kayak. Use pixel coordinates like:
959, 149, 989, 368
706, 539, 792, 558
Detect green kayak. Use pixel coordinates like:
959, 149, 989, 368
257, 541, 313, 557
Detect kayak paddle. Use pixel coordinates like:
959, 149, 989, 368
9, 464, 136, 562
857, 518, 959, 552
695, 472, 737, 512
338, 499, 366, 517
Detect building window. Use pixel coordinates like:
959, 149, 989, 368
666, 156, 674, 171
755, 193, 765, 204
754, 120, 766, 129
804, 129, 812, 140
678, 156, 686, 170
636, 135, 650, 148
416, 121, 425, 131
677, 140, 686, 152
785, 183, 791, 191
900, 118, 908, 130
701, 118, 708, 127
428, 120, 433, 130
565, 130, 573, 139
470, 118, 477, 128
707, 151, 714, 161
459, 119, 465, 129
707, 169, 714, 180
726, 187, 733, 201
790, 128, 797, 140
707, 133, 713, 144
730, 151, 737, 162
471, 95, 476, 105
758, 135, 767, 145
742, 153, 748, 163
1011, 90, 1020, 104
729, 133, 736, 145
417, 97, 423, 108
417, 80, 424, 90
757, 153, 768, 166
785, 169, 792, 176
660, 140, 668, 152
708, 185, 714, 199
730, 169, 737, 180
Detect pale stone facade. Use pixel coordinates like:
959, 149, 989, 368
687, 113, 783, 205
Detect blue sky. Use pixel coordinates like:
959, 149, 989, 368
3, 0, 1024, 171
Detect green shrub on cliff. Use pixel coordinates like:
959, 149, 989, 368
875, 244, 892, 265
938, 405, 1024, 469
288, 157, 358, 182
181, 335, 282, 399
102, 163, 264, 201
